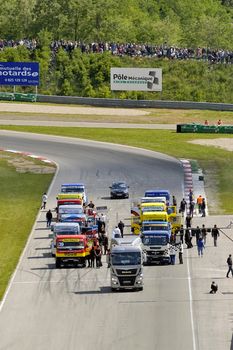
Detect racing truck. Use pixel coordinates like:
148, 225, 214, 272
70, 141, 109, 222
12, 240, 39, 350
140, 230, 171, 265
55, 234, 91, 268
110, 238, 143, 291
60, 183, 87, 205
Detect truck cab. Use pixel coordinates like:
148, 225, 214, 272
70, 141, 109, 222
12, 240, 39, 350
61, 183, 87, 205
51, 222, 80, 256
140, 196, 167, 204
110, 243, 143, 291
142, 220, 171, 233
140, 202, 167, 213
59, 212, 87, 226
57, 204, 84, 220
140, 230, 170, 265
144, 189, 171, 205
131, 209, 169, 235
56, 193, 84, 202
55, 234, 91, 268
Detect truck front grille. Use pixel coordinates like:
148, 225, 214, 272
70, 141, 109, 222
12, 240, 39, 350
118, 276, 136, 286
116, 269, 137, 275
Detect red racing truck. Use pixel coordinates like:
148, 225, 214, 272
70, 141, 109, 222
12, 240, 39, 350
55, 234, 91, 268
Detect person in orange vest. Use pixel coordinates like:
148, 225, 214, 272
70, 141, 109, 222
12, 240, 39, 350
197, 195, 203, 214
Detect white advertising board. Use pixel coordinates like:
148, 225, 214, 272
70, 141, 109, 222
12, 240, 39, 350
110, 68, 162, 91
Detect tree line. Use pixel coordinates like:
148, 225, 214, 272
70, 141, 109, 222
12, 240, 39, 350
0, 0, 232, 49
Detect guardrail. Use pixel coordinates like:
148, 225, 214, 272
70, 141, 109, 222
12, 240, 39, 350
0, 91, 232, 111
37, 95, 233, 111
177, 123, 233, 133
0, 92, 37, 102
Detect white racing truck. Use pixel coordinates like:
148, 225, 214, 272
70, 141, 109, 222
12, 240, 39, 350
110, 237, 144, 291
140, 220, 171, 264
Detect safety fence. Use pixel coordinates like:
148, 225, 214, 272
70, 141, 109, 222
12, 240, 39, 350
177, 123, 233, 134
0, 92, 232, 111
0, 92, 37, 102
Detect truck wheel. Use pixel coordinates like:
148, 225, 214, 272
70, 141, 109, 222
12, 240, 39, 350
55, 258, 61, 268
137, 287, 143, 291
82, 260, 86, 268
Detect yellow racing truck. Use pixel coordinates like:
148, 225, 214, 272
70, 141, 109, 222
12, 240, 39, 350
131, 208, 169, 235
131, 200, 181, 235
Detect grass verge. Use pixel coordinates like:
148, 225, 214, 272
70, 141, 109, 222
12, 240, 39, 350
0, 107, 232, 124
0, 152, 54, 300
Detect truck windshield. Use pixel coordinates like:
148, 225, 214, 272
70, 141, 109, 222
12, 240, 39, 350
59, 208, 83, 214
61, 186, 84, 193
142, 236, 168, 245
142, 206, 164, 212
142, 225, 169, 231
57, 241, 84, 250
111, 252, 141, 266
54, 230, 79, 235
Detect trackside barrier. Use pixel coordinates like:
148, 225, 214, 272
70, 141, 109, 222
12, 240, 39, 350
177, 124, 233, 134
14, 93, 37, 102
37, 95, 233, 112
0, 92, 37, 102
0, 92, 15, 101
0, 91, 232, 111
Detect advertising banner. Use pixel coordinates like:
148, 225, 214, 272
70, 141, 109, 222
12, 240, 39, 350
0, 62, 39, 86
111, 68, 162, 91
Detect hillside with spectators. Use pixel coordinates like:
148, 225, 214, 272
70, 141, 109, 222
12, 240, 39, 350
1, 0, 233, 48
0, 0, 232, 102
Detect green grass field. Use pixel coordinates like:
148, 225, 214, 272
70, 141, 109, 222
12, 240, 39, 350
0, 152, 54, 299
0, 106, 233, 124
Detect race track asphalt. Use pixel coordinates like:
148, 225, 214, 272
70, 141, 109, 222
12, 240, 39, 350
0, 130, 232, 350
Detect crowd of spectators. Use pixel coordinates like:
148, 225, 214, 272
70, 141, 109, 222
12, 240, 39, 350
0, 38, 233, 64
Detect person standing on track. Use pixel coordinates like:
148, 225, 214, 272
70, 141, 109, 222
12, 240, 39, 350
41, 192, 48, 209
189, 200, 195, 218
195, 226, 201, 245
197, 195, 203, 214
90, 246, 95, 268
201, 198, 206, 217
46, 209, 53, 227
197, 237, 205, 257
211, 224, 220, 247
185, 214, 192, 229
95, 245, 102, 268
201, 224, 207, 245
226, 254, 233, 278
118, 220, 125, 238
178, 242, 183, 264
179, 198, 187, 217
169, 244, 176, 265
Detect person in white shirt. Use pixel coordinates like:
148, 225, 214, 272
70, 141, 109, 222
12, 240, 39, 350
112, 226, 121, 238
169, 244, 176, 265
41, 192, 48, 209
178, 243, 184, 264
